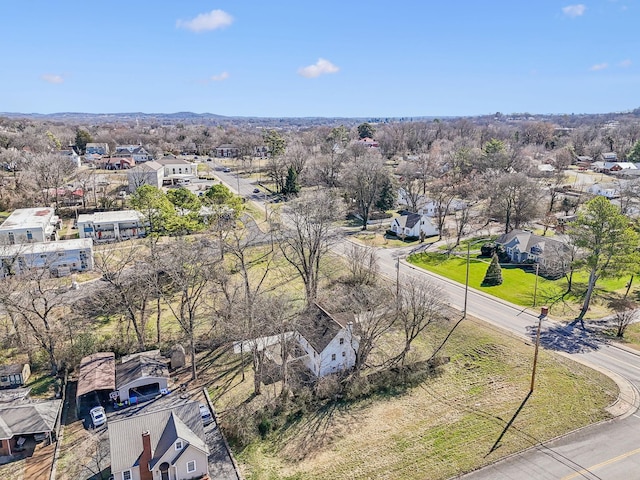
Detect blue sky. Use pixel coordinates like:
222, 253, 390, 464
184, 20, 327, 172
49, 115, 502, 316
0, 1, 638, 117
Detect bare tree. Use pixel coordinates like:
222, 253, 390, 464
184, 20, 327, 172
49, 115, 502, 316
93, 244, 152, 350
345, 243, 379, 285
158, 238, 218, 380
608, 298, 637, 338
391, 279, 448, 369
277, 190, 342, 305
341, 146, 389, 230
0, 265, 69, 375
485, 172, 542, 233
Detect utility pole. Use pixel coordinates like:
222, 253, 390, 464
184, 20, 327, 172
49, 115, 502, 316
396, 257, 400, 297
533, 263, 540, 307
530, 306, 548, 393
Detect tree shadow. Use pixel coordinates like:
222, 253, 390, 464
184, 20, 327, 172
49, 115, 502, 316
487, 391, 532, 455
529, 321, 606, 354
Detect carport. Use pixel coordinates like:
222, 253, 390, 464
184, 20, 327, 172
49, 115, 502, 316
76, 352, 115, 416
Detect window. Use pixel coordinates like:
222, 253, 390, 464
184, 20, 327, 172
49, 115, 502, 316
175, 440, 183, 450
26, 231, 33, 241
339, 338, 344, 345
187, 460, 196, 473
331, 354, 336, 361
123, 471, 132, 480
342, 351, 346, 357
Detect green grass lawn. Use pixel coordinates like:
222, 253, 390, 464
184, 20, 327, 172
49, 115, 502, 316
407, 252, 628, 320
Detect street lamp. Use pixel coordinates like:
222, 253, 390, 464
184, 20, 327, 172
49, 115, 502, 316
463, 238, 492, 318
530, 306, 548, 393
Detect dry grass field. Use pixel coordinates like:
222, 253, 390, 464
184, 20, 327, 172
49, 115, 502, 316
209, 318, 617, 480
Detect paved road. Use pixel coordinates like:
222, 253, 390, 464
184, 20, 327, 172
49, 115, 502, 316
341, 241, 640, 480
210, 167, 640, 479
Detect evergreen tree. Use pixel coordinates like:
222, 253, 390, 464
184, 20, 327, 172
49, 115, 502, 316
283, 166, 300, 196
357, 122, 375, 139
75, 128, 93, 154
482, 254, 503, 286
375, 175, 396, 211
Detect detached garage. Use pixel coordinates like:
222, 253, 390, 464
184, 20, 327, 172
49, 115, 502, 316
114, 350, 169, 404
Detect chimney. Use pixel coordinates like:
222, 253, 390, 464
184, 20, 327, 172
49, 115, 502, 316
140, 431, 153, 480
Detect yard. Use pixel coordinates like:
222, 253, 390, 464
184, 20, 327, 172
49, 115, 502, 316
407, 251, 628, 321
212, 317, 617, 480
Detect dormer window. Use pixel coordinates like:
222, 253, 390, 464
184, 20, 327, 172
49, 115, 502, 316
175, 440, 183, 450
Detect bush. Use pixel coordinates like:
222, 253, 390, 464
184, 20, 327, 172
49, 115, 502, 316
315, 374, 342, 400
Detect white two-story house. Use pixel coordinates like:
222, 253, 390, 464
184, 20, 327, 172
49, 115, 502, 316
296, 304, 359, 377
0, 207, 61, 245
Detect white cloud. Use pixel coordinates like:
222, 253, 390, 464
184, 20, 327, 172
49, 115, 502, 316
41, 74, 64, 84
297, 58, 340, 78
210, 72, 229, 81
619, 59, 632, 67
176, 9, 233, 32
562, 4, 586, 17
590, 62, 608, 71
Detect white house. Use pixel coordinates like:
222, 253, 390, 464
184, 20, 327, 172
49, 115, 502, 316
127, 161, 164, 192
0, 207, 61, 245
109, 402, 209, 480
156, 155, 197, 179
390, 212, 439, 239
588, 183, 619, 199
77, 210, 145, 242
296, 304, 359, 377
591, 161, 636, 173
115, 145, 151, 163
0, 238, 94, 278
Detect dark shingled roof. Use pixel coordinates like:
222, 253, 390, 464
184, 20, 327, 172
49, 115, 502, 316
297, 304, 354, 354
76, 352, 115, 399
116, 350, 169, 389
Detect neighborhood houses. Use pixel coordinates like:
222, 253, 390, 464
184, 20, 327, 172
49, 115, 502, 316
3, 109, 640, 480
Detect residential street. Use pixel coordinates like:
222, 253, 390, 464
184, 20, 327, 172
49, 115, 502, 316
211, 163, 640, 479
347, 241, 640, 480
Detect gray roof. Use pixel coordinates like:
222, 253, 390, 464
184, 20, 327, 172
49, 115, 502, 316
109, 402, 207, 473
0, 400, 62, 440
155, 157, 192, 166
129, 160, 163, 172
496, 230, 569, 259
0, 364, 25, 376
297, 304, 354, 353
395, 212, 422, 229
116, 350, 169, 389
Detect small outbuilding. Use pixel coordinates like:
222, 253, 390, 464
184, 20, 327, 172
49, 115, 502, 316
114, 350, 169, 404
0, 363, 30, 389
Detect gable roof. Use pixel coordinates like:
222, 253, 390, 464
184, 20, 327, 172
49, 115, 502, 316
297, 304, 354, 354
116, 350, 168, 388
76, 352, 115, 398
129, 160, 163, 173
496, 230, 569, 259
394, 212, 423, 229
0, 400, 62, 440
149, 412, 209, 469
109, 402, 207, 473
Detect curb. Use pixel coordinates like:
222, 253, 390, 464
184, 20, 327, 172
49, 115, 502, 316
399, 257, 640, 420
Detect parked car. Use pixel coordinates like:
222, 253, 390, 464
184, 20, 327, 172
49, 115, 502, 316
90, 406, 107, 428
199, 403, 213, 426
223, 168, 231, 173
253, 188, 260, 193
